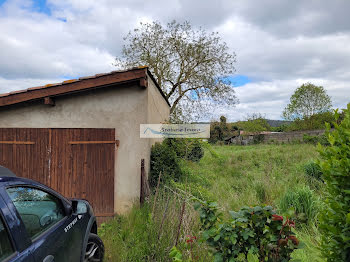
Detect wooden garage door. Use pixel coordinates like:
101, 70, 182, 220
0, 128, 115, 218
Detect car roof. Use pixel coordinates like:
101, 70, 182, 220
0, 166, 16, 177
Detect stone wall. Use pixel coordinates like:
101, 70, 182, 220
263, 129, 325, 143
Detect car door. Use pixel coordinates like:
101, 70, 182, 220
0, 193, 34, 262
5, 186, 83, 262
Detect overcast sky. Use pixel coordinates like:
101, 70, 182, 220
0, 0, 349, 121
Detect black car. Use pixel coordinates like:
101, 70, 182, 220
0, 165, 104, 262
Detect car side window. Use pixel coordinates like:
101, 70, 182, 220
6, 187, 64, 239
0, 216, 14, 261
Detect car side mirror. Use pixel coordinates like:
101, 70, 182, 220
71, 200, 88, 215
72, 200, 78, 214
64, 203, 73, 216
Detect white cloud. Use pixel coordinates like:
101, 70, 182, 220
212, 79, 349, 122
0, 0, 349, 121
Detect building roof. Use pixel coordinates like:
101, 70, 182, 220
0, 66, 170, 107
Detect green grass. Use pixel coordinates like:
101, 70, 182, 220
100, 143, 324, 261
177, 144, 320, 211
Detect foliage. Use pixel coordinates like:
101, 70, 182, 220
290, 225, 325, 262
187, 140, 204, 162
150, 142, 183, 187
169, 246, 184, 261
278, 186, 320, 225
237, 113, 271, 133
115, 20, 238, 121
150, 139, 204, 188
302, 134, 329, 146
318, 104, 350, 261
209, 115, 237, 144
304, 162, 323, 182
101, 144, 322, 261
100, 190, 208, 262
283, 83, 332, 120
164, 138, 204, 162
195, 201, 299, 261
270, 125, 289, 132
286, 112, 338, 131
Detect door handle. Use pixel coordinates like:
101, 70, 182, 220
43, 255, 54, 262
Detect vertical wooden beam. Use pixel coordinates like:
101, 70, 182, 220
140, 159, 145, 204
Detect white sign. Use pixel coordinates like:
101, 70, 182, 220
140, 124, 210, 138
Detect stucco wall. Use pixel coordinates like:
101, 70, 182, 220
0, 80, 169, 214
146, 74, 171, 158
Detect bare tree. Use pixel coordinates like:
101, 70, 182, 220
115, 20, 238, 121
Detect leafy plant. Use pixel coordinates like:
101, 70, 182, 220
150, 142, 183, 187
278, 186, 319, 225
194, 201, 299, 262
169, 246, 184, 261
188, 140, 204, 162
164, 138, 204, 162
318, 104, 350, 261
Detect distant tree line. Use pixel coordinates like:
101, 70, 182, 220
208, 83, 347, 144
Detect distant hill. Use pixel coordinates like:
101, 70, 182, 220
265, 119, 292, 127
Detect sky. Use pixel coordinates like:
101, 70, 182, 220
0, 0, 349, 121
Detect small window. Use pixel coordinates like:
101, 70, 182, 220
0, 217, 14, 261
6, 187, 64, 239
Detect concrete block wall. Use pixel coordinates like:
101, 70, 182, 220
263, 129, 325, 143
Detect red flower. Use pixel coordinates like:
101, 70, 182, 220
272, 214, 283, 221
185, 235, 197, 244
288, 220, 296, 228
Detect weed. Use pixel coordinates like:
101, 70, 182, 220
278, 186, 320, 225
254, 182, 267, 203
304, 161, 323, 181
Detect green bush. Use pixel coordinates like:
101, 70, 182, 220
164, 138, 204, 162
286, 111, 337, 131
318, 104, 350, 261
278, 186, 319, 225
149, 142, 183, 188
195, 202, 299, 261
302, 134, 329, 146
150, 139, 204, 188
304, 162, 323, 182
187, 140, 204, 162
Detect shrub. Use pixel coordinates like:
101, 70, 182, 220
150, 139, 204, 188
318, 104, 350, 261
149, 142, 183, 187
303, 134, 329, 146
187, 140, 204, 162
286, 111, 338, 131
304, 162, 323, 182
303, 134, 319, 144
164, 138, 204, 162
195, 202, 299, 261
279, 186, 319, 225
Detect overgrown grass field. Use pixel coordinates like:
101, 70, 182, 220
100, 143, 324, 261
